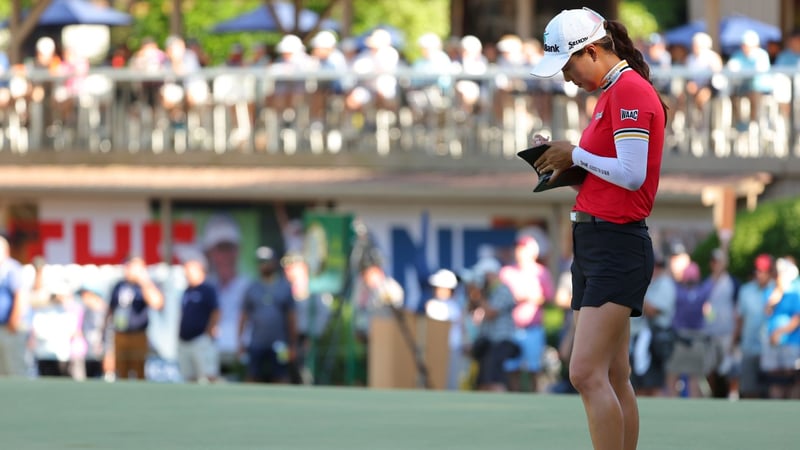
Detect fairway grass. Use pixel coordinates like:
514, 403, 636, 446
1, 379, 797, 449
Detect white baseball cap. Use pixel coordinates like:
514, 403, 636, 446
428, 269, 458, 290
276, 34, 305, 54
530, 7, 607, 78
311, 30, 338, 49
202, 215, 241, 249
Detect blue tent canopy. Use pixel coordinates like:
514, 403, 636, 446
719, 14, 782, 51
212, 2, 338, 33
663, 15, 782, 54
1, 0, 132, 28
38, 0, 131, 26
662, 20, 705, 49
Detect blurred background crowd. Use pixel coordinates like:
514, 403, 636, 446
1, 220, 799, 401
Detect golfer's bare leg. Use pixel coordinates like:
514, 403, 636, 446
569, 303, 634, 450
609, 319, 638, 450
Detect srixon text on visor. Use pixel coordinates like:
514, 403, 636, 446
569, 36, 588, 49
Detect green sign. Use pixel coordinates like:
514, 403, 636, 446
303, 212, 354, 295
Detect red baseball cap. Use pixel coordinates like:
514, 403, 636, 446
754, 254, 773, 272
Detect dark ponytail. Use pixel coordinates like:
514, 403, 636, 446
597, 20, 669, 122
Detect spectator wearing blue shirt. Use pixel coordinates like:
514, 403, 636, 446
725, 30, 772, 128
239, 246, 298, 383
731, 254, 774, 399
762, 257, 800, 399
0, 236, 26, 377
177, 250, 220, 383
106, 256, 164, 380
644, 33, 672, 94
406, 32, 453, 120
774, 30, 800, 68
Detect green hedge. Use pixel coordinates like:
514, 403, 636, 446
694, 196, 800, 281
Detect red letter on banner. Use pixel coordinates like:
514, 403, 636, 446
74, 222, 131, 265
142, 221, 196, 264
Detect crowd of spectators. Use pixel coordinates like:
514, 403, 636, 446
0, 216, 799, 400
3, 24, 800, 155
629, 246, 800, 400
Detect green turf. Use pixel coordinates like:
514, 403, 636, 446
1, 379, 798, 449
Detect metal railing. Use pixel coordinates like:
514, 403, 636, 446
1, 66, 799, 161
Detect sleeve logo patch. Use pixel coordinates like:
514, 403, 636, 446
620, 109, 639, 121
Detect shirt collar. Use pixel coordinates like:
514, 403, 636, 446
601, 60, 631, 91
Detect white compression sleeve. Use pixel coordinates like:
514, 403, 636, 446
572, 139, 648, 190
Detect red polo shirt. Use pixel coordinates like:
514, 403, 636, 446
574, 62, 665, 223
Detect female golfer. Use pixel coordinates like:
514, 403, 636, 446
530, 8, 666, 450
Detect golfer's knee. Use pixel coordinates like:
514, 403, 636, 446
609, 362, 632, 390
569, 362, 606, 393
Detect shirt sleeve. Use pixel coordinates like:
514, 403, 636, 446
538, 265, 555, 301
207, 285, 219, 311
108, 283, 121, 311
491, 284, 516, 313
7, 264, 22, 295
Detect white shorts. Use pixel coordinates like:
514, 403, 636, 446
177, 334, 220, 382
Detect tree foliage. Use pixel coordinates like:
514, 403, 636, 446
125, 0, 276, 65
618, 2, 659, 42
120, 0, 448, 65
350, 0, 449, 62
620, 0, 687, 32
693, 196, 800, 282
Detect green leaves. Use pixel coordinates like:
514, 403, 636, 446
694, 196, 800, 281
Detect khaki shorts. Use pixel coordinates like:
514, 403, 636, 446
178, 334, 220, 382
0, 326, 27, 377
666, 331, 712, 377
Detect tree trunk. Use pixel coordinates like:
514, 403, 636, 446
301, 0, 343, 43
170, 0, 183, 36
8, 0, 53, 64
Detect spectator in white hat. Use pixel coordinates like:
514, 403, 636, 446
346, 28, 400, 113
683, 31, 723, 130
201, 214, 251, 380
726, 29, 772, 129
406, 32, 452, 120
493, 34, 526, 124
425, 268, 465, 390
268, 34, 312, 114
452, 35, 488, 115
309, 30, 348, 131
161, 35, 207, 127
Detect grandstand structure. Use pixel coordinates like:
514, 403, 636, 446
0, 65, 791, 274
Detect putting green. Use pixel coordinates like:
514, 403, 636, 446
0, 379, 797, 449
